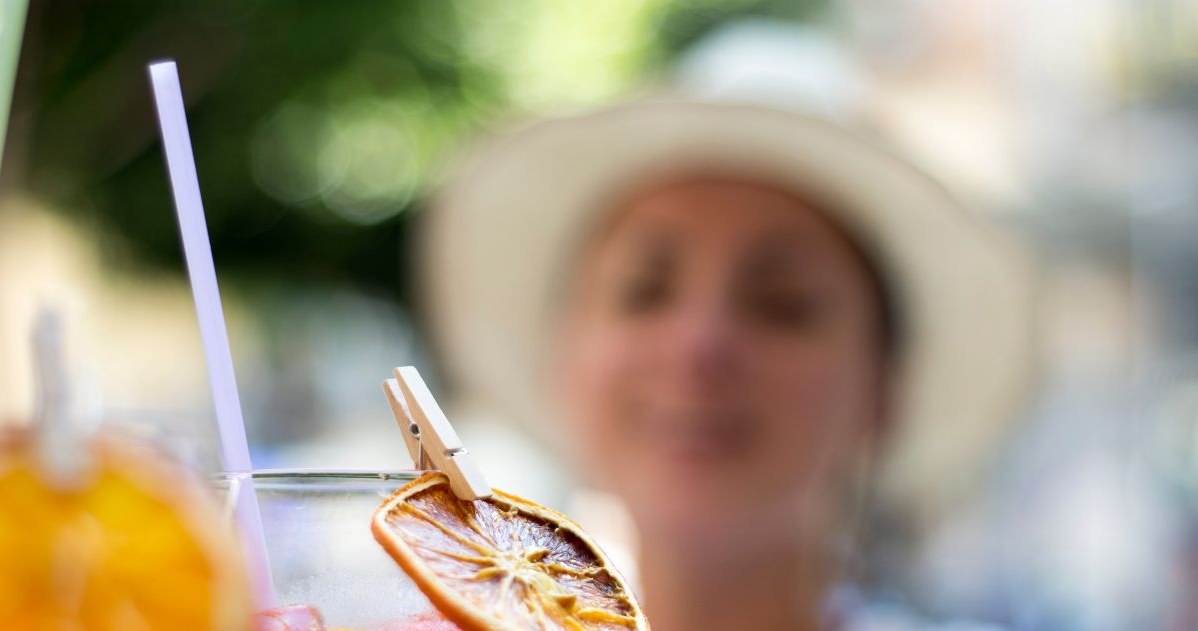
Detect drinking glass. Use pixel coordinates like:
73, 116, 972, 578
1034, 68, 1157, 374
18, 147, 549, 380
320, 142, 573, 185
216, 470, 440, 629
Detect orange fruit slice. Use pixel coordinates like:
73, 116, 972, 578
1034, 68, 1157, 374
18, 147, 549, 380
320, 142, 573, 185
372, 472, 648, 631
0, 428, 252, 630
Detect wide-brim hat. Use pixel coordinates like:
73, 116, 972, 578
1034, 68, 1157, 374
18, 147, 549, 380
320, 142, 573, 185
422, 99, 1037, 521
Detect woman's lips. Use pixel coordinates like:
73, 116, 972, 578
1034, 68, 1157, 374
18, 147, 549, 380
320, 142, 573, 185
637, 408, 757, 463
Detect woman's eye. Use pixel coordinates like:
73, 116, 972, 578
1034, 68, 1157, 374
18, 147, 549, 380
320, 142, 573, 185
615, 275, 671, 315
746, 289, 824, 328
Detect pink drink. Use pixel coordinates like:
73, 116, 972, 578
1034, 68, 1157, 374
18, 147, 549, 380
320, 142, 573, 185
251, 604, 459, 630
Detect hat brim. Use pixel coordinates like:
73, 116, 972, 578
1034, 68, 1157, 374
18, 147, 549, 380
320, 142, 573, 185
423, 100, 1038, 519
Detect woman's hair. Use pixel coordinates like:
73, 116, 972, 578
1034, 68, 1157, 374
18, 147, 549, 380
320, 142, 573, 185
830, 208, 904, 364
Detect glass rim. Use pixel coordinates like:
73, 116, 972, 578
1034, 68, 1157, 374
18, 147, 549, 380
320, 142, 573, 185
215, 468, 426, 480
211, 469, 427, 514
212, 469, 426, 483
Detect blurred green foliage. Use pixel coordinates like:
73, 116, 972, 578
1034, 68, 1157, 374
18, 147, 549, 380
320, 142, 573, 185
7, 0, 825, 306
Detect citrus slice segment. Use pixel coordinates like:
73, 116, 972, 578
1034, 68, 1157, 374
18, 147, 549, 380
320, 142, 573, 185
371, 472, 648, 631
0, 429, 252, 631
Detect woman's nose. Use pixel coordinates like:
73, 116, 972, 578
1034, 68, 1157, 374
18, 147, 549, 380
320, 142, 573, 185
657, 300, 743, 388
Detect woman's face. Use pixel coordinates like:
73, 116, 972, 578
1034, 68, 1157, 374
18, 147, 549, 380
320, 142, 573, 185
553, 176, 889, 545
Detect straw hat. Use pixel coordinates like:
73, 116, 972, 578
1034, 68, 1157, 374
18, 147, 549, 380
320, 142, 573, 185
422, 99, 1037, 520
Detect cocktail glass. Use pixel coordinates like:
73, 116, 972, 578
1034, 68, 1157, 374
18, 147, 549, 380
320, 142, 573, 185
216, 470, 448, 630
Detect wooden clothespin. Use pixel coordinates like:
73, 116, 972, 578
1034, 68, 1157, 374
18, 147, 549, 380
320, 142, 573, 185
382, 366, 491, 501
383, 378, 430, 471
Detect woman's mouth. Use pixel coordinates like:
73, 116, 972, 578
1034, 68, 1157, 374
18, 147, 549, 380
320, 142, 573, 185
639, 408, 758, 464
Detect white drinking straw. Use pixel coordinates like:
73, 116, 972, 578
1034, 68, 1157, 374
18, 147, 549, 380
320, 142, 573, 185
148, 60, 276, 608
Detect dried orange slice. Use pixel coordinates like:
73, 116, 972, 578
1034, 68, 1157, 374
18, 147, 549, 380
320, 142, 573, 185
0, 429, 252, 630
372, 473, 648, 631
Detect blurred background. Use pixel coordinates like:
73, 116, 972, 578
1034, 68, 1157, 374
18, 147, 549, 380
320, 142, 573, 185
2, 0, 1198, 628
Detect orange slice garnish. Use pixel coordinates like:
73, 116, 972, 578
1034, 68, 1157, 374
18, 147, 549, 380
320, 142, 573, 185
372, 473, 648, 631
0, 429, 251, 630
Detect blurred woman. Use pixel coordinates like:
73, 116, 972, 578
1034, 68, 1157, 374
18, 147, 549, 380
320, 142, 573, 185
422, 101, 1035, 630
